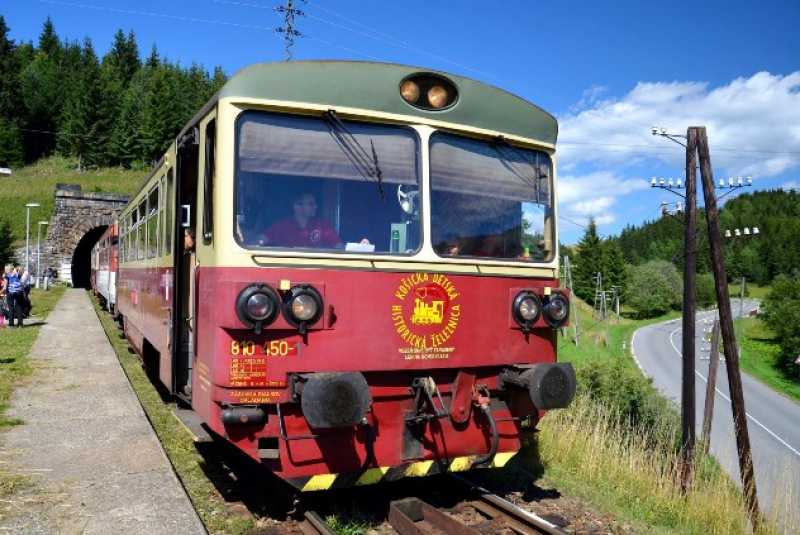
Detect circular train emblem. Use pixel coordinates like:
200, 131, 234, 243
391, 273, 461, 350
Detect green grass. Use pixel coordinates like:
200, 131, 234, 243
729, 281, 771, 301
738, 317, 800, 404
0, 155, 145, 243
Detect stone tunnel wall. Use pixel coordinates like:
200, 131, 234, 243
38, 184, 130, 282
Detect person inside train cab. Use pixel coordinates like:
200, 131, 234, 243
259, 193, 343, 248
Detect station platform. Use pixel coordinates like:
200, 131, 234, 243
0, 289, 207, 534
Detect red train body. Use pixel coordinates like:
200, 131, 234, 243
112, 62, 576, 491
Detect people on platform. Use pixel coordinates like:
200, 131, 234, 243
2, 265, 27, 328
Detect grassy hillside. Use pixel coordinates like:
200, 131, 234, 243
1, 156, 146, 244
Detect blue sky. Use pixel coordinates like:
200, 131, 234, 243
4, 0, 799, 244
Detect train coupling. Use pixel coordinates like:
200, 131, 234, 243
404, 377, 450, 426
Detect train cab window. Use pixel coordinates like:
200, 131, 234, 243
235, 112, 420, 254
430, 132, 554, 261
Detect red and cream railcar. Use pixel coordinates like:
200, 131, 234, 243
91, 223, 119, 313
115, 61, 575, 491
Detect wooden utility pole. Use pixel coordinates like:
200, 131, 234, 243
680, 127, 698, 492
700, 319, 720, 456
696, 126, 761, 531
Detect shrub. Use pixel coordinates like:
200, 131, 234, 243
577, 358, 680, 450
625, 260, 682, 318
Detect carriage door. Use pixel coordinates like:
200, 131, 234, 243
174, 126, 200, 399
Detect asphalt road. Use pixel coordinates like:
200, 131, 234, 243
632, 300, 800, 521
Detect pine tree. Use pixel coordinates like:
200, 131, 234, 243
573, 217, 604, 302
105, 29, 140, 87
602, 239, 627, 299
0, 16, 21, 120
58, 38, 102, 165
19, 18, 64, 159
0, 116, 23, 167
109, 67, 154, 167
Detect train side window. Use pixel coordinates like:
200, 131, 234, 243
165, 170, 173, 254
137, 200, 147, 260
147, 185, 159, 259
158, 176, 165, 257
202, 121, 215, 245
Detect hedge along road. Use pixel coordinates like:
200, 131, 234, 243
632, 299, 800, 521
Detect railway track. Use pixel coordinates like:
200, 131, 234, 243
265, 473, 571, 534
387, 473, 570, 535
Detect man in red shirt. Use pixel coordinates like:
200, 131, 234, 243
260, 193, 343, 248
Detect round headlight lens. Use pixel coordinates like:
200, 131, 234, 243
236, 283, 280, 331
519, 296, 539, 321
548, 299, 568, 321
291, 294, 318, 321
246, 293, 274, 321
400, 80, 420, 103
512, 290, 541, 329
282, 285, 324, 330
543, 292, 570, 328
428, 85, 448, 108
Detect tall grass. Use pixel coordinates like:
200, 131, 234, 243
537, 393, 797, 534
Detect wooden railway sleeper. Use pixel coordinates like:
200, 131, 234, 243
389, 497, 482, 535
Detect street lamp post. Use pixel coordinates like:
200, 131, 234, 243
25, 202, 40, 277
37, 221, 49, 288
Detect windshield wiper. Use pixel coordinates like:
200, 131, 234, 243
323, 110, 385, 203
493, 135, 547, 202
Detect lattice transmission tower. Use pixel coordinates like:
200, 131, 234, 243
276, 0, 306, 61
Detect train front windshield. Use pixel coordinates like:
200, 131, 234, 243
430, 132, 554, 261
235, 112, 421, 253
235, 112, 554, 260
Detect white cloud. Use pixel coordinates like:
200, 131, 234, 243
781, 180, 799, 191
558, 71, 800, 180
557, 171, 650, 234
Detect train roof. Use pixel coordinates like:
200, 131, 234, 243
216, 61, 558, 145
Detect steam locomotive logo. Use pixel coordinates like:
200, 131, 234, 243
392, 273, 461, 350
412, 299, 443, 325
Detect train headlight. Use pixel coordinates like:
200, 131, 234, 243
400, 80, 420, 103
543, 291, 569, 329
282, 285, 323, 334
512, 291, 541, 332
427, 85, 448, 109
236, 284, 280, 334
399, 73, 458, 111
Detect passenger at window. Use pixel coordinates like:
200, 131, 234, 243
437, 233, 462, 256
